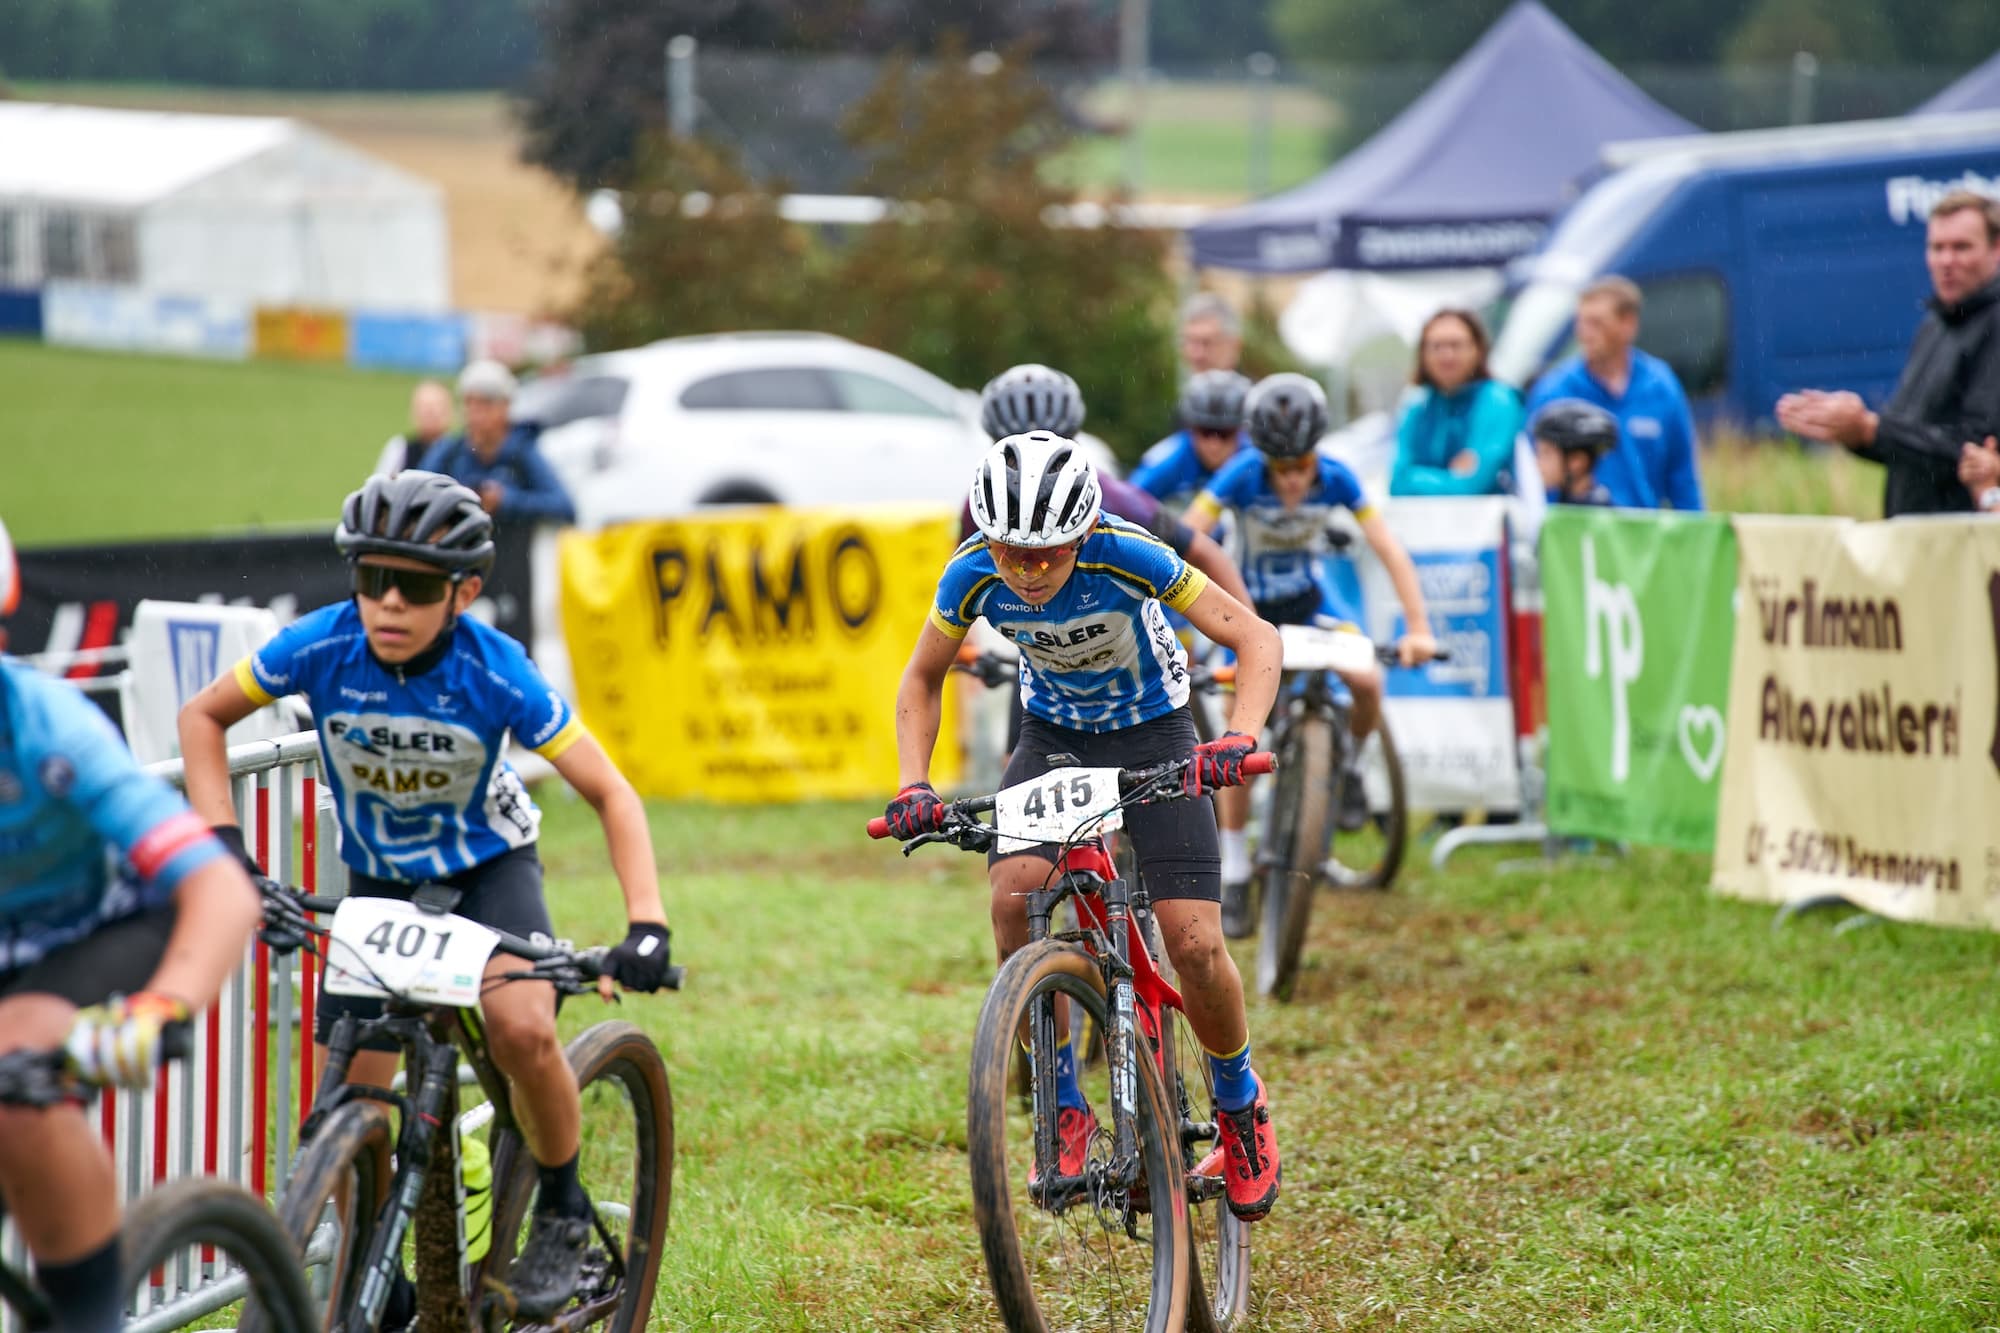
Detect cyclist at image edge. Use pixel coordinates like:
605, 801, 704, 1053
887, 433, 1288, 1222
178, 472, 677, 1322
1128, 369, 1257, 510
1183, 374, 1438, 935
0, 517, 263, 1333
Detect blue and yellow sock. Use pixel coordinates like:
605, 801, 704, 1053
1054, 1033, 1088, 1112
1206, 1038, 1257, 1113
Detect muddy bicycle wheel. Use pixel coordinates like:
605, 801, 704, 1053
125, 1177, 320, 1333
969, 939, 1189, 1333
478, 1020, 673, 1333
1258, 714, 1332, 1001
236, 1098, 394, 1333
1153, 980, 1252, 1330
1325, 714, 1408, 892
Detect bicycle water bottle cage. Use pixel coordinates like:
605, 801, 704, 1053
411, 884, 464, 916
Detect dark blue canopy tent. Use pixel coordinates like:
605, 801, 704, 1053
1187, 0, 1696, 273
1915, 51, 2000, 114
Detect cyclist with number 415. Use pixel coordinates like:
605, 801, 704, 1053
178, 472, 678, 1323
888, 432, 1288, 1223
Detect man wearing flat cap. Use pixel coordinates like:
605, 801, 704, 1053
419, 359, 576, 524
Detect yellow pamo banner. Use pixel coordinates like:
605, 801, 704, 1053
559, 503, 962, 801
1713, 516, 2000, 928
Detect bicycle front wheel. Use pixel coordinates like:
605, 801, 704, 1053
1258, 714, 1332, 1001
122, 1177, 319, 1333
968, 939, 1189, 1333
238, 1098, 394, 1333
479, 1020, 673, 1333
1154, 983, 1252, 1330
1325, 713, 1408, 891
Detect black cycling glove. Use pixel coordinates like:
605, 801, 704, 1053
606, 923, 674, 992
211, 824, 266, 880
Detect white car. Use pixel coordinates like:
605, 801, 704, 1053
513, 332, 1114, 527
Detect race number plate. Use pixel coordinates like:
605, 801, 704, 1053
323, 896, 502, 1007
1277, 623, 1378, 674
993, 766, 1125, 852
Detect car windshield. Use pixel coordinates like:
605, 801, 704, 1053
513, 368, 629, 427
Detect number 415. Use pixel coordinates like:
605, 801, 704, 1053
1021, 775, 1094, 820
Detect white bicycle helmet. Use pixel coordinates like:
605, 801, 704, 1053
968, 432, 1102, 549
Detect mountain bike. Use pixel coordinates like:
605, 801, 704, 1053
0, 1030, 318, 1333
869, 750, 1274, 1333
1251, 623, 1425, 1001
245, 879, 679, 1333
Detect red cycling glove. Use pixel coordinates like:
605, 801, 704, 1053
885, 782, 945, 838
1186, 732, 1256, 796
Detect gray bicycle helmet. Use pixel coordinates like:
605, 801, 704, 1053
335, 470, 495, 575
1177, 369, 1252, 433
1531, 399, 1619, 457
1244, 373, 1328, 460
979, 364, 1086, 440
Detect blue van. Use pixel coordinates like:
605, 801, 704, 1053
1489, 111, 2000, 430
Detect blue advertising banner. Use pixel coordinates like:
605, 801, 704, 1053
349, 311, 469, 373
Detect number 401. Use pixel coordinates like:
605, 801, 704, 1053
363, 920, 453, 962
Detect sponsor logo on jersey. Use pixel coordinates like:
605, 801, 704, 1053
325, 713, 490, 809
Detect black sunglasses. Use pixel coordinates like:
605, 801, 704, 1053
353, 564, 455, 605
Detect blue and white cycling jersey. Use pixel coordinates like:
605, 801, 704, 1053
1129, 430, 1253, 510
235, 602, 584, 883
929, 516, 1210, 733
0, 658, 224, 971
1191, 451, 1375, 622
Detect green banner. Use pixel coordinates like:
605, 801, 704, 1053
1541, 508, 1737, 851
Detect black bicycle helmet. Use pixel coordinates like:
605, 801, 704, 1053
1177, 369, 1252, 433
1531, 399, 1619, 457
979, 364, 1086, 440
335, 470, 496, 575
1244, 373, 1328, 460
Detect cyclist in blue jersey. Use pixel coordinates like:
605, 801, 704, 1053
1186, 375, 1437, 934
887, 432, 1288, 1222
1129, 370, 1255, 510
177, 471, 675, 1321
0, 521, 263, 1333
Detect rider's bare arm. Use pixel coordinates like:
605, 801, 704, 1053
551, 732, 667, 928
1184, 529, 1253, 608
895, 623, 962, 789
1182, 492, 1223, 537
145, 858, 262, 1011
1356, 511, 1438, 666
1181, 585, 1281, 736
178, 673, 263, 829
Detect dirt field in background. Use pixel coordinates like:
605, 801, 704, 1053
23, 86, 602, 314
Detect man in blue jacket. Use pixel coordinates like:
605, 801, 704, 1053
420, 360, 577, 525
1524, 276, 1703, 511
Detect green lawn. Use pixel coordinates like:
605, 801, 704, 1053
2, 341, 421, 547
533, 795, 2000, 1330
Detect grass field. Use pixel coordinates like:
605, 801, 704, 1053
536, 794, 2000, 1330
1, 343, 420, 546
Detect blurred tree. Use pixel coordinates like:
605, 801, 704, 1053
1151, 0, 1280, 66
1725, 0, 1898, 64
518, 0, 1111, 189
572, 41, 1179, 458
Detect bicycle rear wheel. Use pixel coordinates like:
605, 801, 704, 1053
1257, 714, 1332, 1001
478, 1020, 673, 1333
969, 939, 1189, 1333
122, 1177, 319, 1333
1325, 715, 1408, 891
238, 1098, 394, 1333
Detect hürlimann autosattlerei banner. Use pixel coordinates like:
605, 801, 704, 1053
1713, 517, 2000, 928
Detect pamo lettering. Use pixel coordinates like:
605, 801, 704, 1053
324, 712, 490, 810
1758, 677, 1958, 757
650, 525, 880, 646
1886, 170, 2000, 225
1754, 577, 1902, 651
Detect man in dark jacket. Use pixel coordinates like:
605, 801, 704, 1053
1777, 190, 2000, 517
420, 360, 577, 525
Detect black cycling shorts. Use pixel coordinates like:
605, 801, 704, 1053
990, 707, 1220, 903
0, 904, 178, 1008
316, 845, 555, 1053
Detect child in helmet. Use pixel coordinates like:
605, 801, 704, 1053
887, 431, 1288, 1223
1130, 370, 1257, 511
1183, 374, 1438, 932
1533, 399, 1620, 507
178, 471, 675, 1321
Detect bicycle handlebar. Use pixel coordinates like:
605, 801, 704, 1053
0, 1021, 194, 1108
865, 750, 1275, 841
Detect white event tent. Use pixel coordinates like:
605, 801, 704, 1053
0, 102, 448, 311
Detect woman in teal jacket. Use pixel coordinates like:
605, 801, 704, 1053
1389, 308, 1524, 497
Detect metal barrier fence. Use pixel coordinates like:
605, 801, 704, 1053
1, 731, 335, 1333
